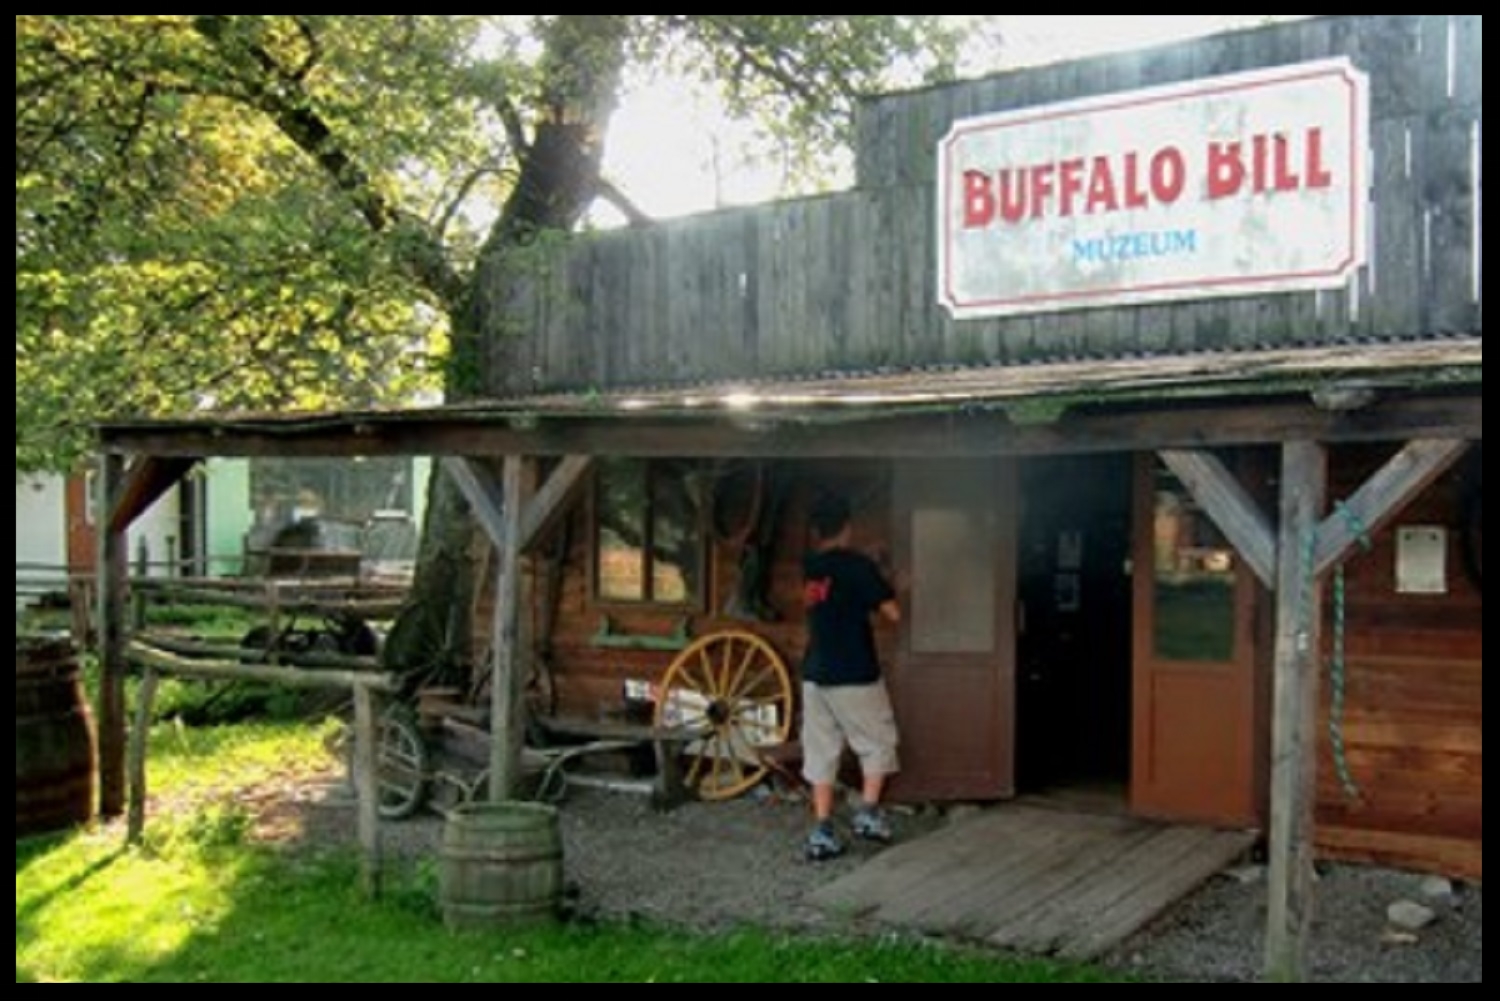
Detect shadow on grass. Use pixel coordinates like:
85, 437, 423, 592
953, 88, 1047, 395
15, 842, 126, 933
15, 830, 71, 872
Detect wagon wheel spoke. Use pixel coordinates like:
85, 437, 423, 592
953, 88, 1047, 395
657, 630, 793, 801
696, 650, 723, 698
723, 643, 760, 701
686, 733, 723, 790
704, 732, 750, 799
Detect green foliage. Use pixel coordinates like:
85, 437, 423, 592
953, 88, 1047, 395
16, 16, 481, 472
17, 15, 964, 473
631, 16, 962, 152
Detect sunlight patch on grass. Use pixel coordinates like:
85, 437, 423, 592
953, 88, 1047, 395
16, 829, 245, 982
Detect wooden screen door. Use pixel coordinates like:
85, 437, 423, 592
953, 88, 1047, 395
1131, 455, 1258, 828
888, 459, 1018, 803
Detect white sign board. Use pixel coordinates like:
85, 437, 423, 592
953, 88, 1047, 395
1397, 526, 1450, 596
938, 58, 1371, 319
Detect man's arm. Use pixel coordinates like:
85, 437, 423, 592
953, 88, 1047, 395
866, 548, 902, 625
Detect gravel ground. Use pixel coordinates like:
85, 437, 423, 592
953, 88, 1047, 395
292, 782, 1481, 983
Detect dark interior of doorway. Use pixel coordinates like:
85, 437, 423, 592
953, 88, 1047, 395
1016, 454, 1133, 797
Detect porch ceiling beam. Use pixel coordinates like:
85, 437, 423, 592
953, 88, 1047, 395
1312, 440, 1472, 578
1160, 450, 1277, 589
99, 393, 1482, 462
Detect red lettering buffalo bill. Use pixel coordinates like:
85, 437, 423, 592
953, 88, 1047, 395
963, 128, 1335, 229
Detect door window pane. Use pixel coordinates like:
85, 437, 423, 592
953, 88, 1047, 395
912, 506, 996, 654
1153, 466, 1236, 662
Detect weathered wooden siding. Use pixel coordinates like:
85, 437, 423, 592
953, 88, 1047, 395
513, 462, 897, 722
1315, 447, 1483, 880
491, 15, 1481, 397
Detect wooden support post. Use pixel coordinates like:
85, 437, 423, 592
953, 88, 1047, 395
352, 682, 383, 901
441, 457, 509, 547
519, 456, 594, 554
266, 581, 283, 668
97, 453, 130, 820
132, 537, 151, 632
126, 667, 160, 846
1160, 450, 1277, 589
489, 456, 527, 803
1313, 439, 1470, 577
445, 455, 593, 556
1265, 441, 1328, 983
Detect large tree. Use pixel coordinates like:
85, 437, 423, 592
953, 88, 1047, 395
16, 15, 964, 672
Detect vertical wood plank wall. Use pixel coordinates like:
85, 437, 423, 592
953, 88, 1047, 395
492, 15, 1481, 398
1316, 448, 1483, 880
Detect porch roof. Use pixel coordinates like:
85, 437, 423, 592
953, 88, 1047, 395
98, 336, 1482, 461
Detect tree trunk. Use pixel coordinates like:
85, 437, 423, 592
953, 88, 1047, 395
381, 465, 478, 685
387, 15, 630, 686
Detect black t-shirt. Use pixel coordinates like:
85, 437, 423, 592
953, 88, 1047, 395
801, 548, 895, 687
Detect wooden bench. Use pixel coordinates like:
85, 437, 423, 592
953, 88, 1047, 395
420, 692, 700, 811
531, 716, 700, 811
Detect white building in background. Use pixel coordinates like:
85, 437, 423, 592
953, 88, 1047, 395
15, 474, 68, 574
14, 471, 182, 610
16, 456, 432, 607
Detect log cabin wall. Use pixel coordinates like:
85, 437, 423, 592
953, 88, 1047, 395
519, 461, 897, 722
489, 15, 1481, 398
1316, 446, 1483, 880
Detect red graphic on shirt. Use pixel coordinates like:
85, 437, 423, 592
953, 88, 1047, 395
804, 578, 833, 609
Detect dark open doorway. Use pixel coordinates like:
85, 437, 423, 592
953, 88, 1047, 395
1016, 454, 1134, 797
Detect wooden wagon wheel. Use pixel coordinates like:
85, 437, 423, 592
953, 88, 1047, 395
654, 630, 794, 802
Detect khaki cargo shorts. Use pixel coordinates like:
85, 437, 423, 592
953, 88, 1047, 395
801, 680, 901, 786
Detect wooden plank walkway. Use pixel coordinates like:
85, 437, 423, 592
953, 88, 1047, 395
809, 805, 1257, 960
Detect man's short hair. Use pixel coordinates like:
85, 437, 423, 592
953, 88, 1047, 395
810, 492, 852, 541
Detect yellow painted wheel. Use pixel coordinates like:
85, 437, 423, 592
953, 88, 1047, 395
655, 630, 794, 802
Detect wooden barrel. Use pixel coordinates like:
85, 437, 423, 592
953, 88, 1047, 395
16, 639, 96, 838
439, 802, 563, 931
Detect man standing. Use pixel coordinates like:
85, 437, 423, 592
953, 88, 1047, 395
800, 492, 902, 862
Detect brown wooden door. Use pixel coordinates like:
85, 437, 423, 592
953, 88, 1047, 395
1131, 455, 1258, 828
888, 459, 1017, 803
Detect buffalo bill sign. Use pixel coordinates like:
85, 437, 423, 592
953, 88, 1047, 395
938, 58, 1371, 319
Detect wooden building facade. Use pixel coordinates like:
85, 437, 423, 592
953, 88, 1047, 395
96, 14, 1479, 981
472, 13, 1482, 880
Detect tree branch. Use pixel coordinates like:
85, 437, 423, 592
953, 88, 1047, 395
436, 163, 514, 243
192, 15, 466, 307
594, 176, 653, 228
287, 15, 323, 81
495, 95, 531, 157
692, 16, 827, 107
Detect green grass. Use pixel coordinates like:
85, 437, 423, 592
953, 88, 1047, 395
16, 723, 1135, 983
